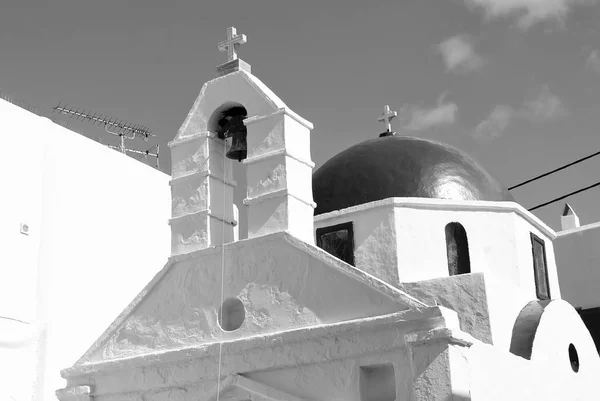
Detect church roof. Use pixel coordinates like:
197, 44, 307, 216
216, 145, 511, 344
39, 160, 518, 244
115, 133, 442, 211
313, 135, 514, 215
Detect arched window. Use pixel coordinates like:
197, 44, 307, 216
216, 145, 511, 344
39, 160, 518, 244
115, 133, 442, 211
445, 222, 470, 276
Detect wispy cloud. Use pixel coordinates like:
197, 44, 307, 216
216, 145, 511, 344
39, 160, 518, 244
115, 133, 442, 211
472, 86, 567, 141
463, 0, 599, 29
438, 35, 485, 74
473, 105, 515, 141
400, 93, 458, 131
522, 85, 568, 122
586, 50, 600, 73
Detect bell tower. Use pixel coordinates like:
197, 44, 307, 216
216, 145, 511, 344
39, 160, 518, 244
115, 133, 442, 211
168, 27, 315, 256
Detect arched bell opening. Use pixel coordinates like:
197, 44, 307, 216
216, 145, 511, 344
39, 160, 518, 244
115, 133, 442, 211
208, 102, 249, 241
208, 102, 248, 162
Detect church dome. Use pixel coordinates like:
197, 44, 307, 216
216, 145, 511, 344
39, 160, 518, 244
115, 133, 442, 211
313, 135, 514, 215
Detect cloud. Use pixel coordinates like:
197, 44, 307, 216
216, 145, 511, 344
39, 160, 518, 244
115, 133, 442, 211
401, 93, 459, 131
586, 50, 600, 73
438, 35, 485, 74
472, 86, 566, 141
463, 0, 598, 29
473, 105, 516, 141
522, 86, 568, 122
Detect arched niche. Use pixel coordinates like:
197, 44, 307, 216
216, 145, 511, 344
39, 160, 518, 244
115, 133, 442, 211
445, 222, 471, 276
207, 101, 249, 240
172, 72, 286, 145
207, 101, 248, 137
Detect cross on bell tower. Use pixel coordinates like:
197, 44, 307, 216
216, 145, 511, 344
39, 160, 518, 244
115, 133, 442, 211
216, 26, 251, 77
378, 105, 398, 136
218, 27, 247, 61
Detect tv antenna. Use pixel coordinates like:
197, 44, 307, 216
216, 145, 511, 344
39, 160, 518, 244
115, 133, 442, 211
52, 103, 160, 169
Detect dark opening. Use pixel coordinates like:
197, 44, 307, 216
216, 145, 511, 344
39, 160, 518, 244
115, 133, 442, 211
569, 343, 580, 373
359, 364, 396, 401
530, 233, 550, 300
208, 103, 248, 162
316, 222, 355, 266
218, 297, 245, 332
578, 307, 600, 355
213, 106, 247, 139
445, 222, 471, 276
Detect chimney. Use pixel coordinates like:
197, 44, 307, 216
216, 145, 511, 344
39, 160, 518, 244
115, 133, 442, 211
561, 203, 580, 231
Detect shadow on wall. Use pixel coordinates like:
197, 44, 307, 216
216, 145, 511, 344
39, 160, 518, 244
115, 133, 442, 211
578, 307, 600, 355
399, 273, 493, 344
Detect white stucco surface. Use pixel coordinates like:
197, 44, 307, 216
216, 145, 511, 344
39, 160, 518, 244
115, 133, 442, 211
400, 273, 493, 344
555, 223, 600, 309
315, 203, 399, 284
0, 100, 171, 401
466, 300, 600, 400
169, 70, 315, 253
76, 232, 424, 364
169, 133, 237, 255
59, 299, 600, 401
316, 198, 561, 349
316, 198, 556, 282
60, 307, 456, 400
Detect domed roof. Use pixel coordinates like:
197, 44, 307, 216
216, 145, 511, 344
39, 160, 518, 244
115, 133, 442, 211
313, 135, 514, 215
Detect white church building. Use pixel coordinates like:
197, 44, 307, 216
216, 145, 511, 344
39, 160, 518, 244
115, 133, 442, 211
4, 27, 600, 400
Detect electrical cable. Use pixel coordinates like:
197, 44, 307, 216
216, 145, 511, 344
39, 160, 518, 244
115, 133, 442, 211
528, 181, 600, 211
509, 149, 600, 190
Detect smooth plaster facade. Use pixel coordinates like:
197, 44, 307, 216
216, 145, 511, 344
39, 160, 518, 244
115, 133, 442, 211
0, 100, 171, 401
56, 49, 600, 400
555, 221, 600, 310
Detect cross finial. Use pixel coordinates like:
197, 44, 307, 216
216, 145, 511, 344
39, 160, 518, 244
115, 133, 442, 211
218, 27, 247, 62
378, 105, 397, 133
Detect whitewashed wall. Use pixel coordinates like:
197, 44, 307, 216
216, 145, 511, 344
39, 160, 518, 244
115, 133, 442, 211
554, 224, 600, 309
315, 198, 560, 349
314, 203, 399, 284
0, 100, 171, 401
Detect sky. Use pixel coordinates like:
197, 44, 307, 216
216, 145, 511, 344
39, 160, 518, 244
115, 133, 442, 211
2, 0, 600, 230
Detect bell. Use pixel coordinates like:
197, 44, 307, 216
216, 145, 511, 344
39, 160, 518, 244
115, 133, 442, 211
226, 130, 247, 162
217, 114, 248, 162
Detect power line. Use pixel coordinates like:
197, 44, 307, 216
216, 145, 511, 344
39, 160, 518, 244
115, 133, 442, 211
509, 149, 600, 190
528, 181, 600, 212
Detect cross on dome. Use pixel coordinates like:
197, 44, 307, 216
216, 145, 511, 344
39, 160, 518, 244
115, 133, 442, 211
218, 27, 247, 62
378, 105, 398, 133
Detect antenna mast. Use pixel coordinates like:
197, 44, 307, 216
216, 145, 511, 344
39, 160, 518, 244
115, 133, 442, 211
52, 103, 160, 169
